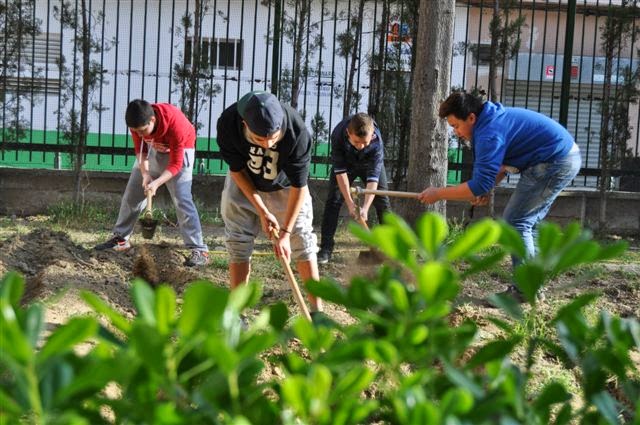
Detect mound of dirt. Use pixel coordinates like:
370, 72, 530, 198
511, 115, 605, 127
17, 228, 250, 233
0, 229, 215, 313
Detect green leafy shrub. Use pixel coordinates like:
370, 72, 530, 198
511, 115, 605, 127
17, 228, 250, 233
1, 213, 638, 424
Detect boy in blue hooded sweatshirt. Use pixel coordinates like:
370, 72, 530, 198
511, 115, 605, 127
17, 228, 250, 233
418, 91, 582, 301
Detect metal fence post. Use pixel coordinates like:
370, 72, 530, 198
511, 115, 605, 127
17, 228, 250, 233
271, 0, 282, 96
559, 0, 577, 127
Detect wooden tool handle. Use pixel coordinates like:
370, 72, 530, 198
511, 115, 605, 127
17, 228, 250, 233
350, 187, 421, 199
146, 191, 153, 213
271, 229, 312, 321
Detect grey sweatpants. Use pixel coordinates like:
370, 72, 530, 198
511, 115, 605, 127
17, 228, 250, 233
112, 147, 208, 252
221, 173, 317, 263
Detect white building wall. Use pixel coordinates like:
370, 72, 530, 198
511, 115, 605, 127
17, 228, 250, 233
25, 0, 384, 142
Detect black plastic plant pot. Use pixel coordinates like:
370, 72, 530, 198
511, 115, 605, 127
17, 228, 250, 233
140, 217, 158, 239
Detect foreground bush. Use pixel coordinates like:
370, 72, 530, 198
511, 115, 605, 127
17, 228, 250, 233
1, 213, 638, 424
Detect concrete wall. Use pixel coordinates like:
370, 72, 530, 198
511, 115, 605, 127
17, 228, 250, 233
1, 168, 639, 236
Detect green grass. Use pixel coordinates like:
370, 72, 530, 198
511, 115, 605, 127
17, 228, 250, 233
47, 201, 120, 229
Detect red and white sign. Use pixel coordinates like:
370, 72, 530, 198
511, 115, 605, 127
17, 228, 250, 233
545, 65, 555, 79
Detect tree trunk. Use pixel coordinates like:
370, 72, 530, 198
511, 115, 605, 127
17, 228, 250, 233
74, 0, 90, 204
599, 22, 616, 234
402, 0, 455, 223
486, 0, 500, 218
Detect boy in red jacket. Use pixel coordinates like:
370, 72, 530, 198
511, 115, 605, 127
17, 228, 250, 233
94, 99, 209, 266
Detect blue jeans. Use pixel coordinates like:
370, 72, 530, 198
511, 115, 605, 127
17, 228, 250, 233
503, 143, 581, 266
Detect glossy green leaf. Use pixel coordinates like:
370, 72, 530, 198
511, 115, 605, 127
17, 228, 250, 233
269, 302, 289, 331
553, 240, 600, 274
364, 340, 398, 364
461, 250, 507, 278
179, 282, 228, 337
408, 325, 429, 345
228, 281, 261, 311
0, 388, 22, 416
39, 317, 98, 363
131, 279, 156, 325
81, 291, 131, 333
591, 391, 621, 425
332, 366, 375, 398
536, 222, 562, 256
443, 361, 484, 397
0, 299, 33, 363
154, 285, 176, 335
384, 213, 420, 250
513, 263, 545, 304
497, 220, 527, 259
467, 337, 521, 368
387, 280, 409, 312
533, 381, 571, 410
417, 262, 458, 303
446, 219, 501, 261
0, 271, 25, 308
307, 278, 347, 305
441, 387, 474, 415
416, 213, 448, 258
129, 322, 167, 373
23, 304, 44, 348
594, 241, 628, 262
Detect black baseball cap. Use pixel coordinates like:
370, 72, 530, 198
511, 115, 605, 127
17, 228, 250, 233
237, 91, 284, 137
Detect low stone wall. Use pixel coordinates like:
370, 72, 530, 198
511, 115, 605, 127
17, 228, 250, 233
1, 168, 639, 236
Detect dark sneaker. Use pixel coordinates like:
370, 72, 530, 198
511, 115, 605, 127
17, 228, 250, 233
184, 250, 210, 267
94, 235, 130, 251
317, 249, 331, 264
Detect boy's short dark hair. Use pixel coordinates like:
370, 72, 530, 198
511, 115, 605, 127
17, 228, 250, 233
438, 91, 485, 120
125, 99, 155, 128
347, 113, 374, 137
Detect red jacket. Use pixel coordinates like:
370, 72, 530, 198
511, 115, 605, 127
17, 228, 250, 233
131, 103, 196, 176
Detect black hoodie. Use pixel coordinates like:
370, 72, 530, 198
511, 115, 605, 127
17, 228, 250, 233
216, 101, 312, 192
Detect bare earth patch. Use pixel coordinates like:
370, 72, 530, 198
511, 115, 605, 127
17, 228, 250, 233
1, 216, 638, 401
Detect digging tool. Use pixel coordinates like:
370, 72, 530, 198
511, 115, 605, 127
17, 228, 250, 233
270, 228, 312, 322
351, 190, 385, 264
350, 186, 421, 199
140, 191, 159, 239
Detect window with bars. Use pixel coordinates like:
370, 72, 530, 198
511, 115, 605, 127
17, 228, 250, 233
185, 37, 243, 71
0, 32, 61, 94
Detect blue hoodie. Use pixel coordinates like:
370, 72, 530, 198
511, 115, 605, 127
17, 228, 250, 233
467, 102, 574, 196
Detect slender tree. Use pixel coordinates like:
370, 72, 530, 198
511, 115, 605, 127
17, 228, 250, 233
402, 0, 455, 221
0, 0, 41, 146
336, 0, 366, 117
54, 0, 111, 203
598, 0, 639, 232
172, 0, 221, 130
368, 0, 419, 188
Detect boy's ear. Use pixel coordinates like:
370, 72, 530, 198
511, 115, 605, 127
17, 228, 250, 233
468, 113, 477, 125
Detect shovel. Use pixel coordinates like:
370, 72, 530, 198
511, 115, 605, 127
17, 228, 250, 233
270, 228, 312, 322
352, 192, 385, 265
140, 191, 159, 239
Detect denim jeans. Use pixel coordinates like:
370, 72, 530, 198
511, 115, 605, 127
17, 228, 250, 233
319, 166, 391, 253
503, 143, 582, 266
